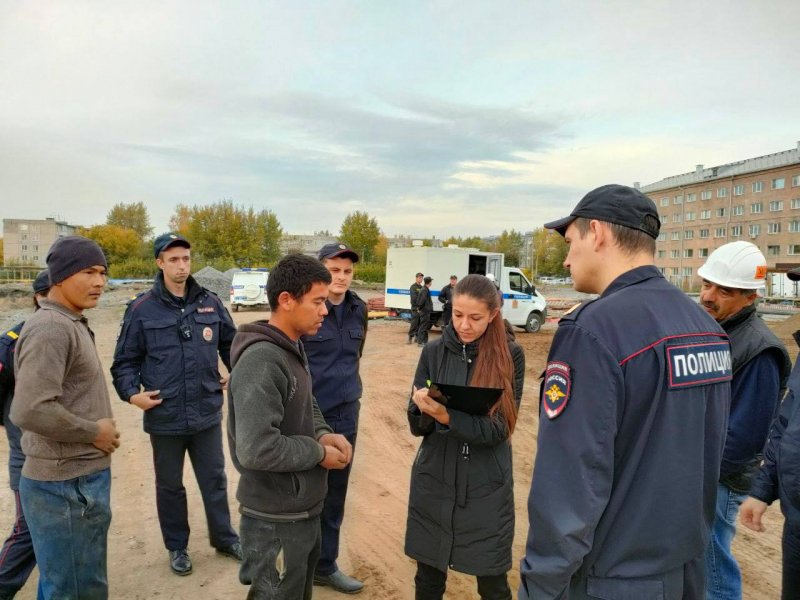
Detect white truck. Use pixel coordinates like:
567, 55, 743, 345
384, 246, 548, 332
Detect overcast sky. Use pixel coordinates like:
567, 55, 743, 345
1, 1, 798, 238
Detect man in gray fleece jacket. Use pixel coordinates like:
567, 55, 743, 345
228, 254, 352, 600
11, 236, 120, 599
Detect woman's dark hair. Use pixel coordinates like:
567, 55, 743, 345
453, 274, 518, 434
267, 254, 332, 308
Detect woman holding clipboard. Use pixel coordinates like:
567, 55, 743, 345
406, 274, 525, 600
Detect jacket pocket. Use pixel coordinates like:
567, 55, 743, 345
586, 576, 664, 600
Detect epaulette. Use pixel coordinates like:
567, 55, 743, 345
0, 323, 24, 348
558, 299, 595, 323
126, 291, 148, 306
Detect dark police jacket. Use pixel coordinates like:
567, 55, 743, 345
0, 323, 24, 490
718, 305, 790, 493
405, 325, 525, 576
111, 273, 236, 435
302, 290, 367, 415
520, 266, 732, 600
409, 282, 423, 312
750, 330, 800, 524
438, 284, 454, 308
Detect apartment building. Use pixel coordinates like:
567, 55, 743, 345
640, 142, 800, 291
3, 218, 77, 267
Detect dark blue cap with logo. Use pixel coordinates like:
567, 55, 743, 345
153, 233, 191, 258
318, 242, 359, 263
544, 184, 661, 239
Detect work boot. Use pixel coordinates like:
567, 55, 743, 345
314, 569, 364, 594
169, 548, 192, 576
216, 541, 244, 562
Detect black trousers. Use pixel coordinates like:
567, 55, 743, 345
442, 305, 452, 327
150, 423, 238, 551
415, 311, 432, 344
414, 561, 511, 600
409, 311, 421, 339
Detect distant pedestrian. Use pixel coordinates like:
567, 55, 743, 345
11, 236, 120, 599
408, 273, 424, 344
0, 270, 49, 598
438, 275, 457, 327
415, 276, 434, 347
111, 233, 241, 576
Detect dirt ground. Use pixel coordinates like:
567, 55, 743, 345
0, 286, 792, 599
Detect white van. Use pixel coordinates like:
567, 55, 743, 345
385, 246, 548, 332
229, 268, 269, 311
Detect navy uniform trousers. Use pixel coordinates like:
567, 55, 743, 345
150, 422, 238, 551
316, 401, 360, 576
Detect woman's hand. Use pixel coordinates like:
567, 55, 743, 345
412, 386, 450, 425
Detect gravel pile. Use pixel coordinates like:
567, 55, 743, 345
193, 266, 234, 299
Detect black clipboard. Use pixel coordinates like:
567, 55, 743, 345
428, 382, 503, 416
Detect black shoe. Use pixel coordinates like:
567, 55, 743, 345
169, 548, 192, 576
314, 570, 364, 594
407, 337, 414, 344
216, 541, 243, 562
417, 342, 425, 347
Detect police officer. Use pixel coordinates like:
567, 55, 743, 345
408, 272, 424, 344
0, 270, 49, 599
519, 184, 732, 599
302, 242, 368, 594
111, 233, 241, 576
438, 275, 457, 327
741, 267, 800, 600
697, 242, 791, 600
415, 276, 434, 347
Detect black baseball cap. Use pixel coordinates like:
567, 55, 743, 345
788, 267, 800, 281
416, 272, 424, 277
318, 242, 359, 263
154, 233, 191, 257
33, 269, 50, 294
544, 184, 661, 239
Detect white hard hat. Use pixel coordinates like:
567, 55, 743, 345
697, 241, 768, 290
485, 273, 496, 282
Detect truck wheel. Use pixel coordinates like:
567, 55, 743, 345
232, 304, 239, 312
525, 312, 543, 333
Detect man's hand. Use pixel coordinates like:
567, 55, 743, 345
319, 444, 349, 470
740, 497, 769, 532
93, 418, 121, 454
129, 390, 162, 411
219, 374, 229, 391
319, 433, 353, 465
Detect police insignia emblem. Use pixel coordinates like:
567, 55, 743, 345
543, 361, 571, 419
202, 326, 213, 342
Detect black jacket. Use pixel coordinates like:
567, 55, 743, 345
111, 273, 236, 435
405, 324, 525, 576
0, 323, 24, 490
416, 286, 433, 313
750, 330, 800, 524
227, 321, 332, 521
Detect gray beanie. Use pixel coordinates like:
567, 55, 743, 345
46, 236, 108, 284
32, 270, 50, 294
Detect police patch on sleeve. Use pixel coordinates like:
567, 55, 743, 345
666, 341, 732, 389
543, 361, 571, 419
